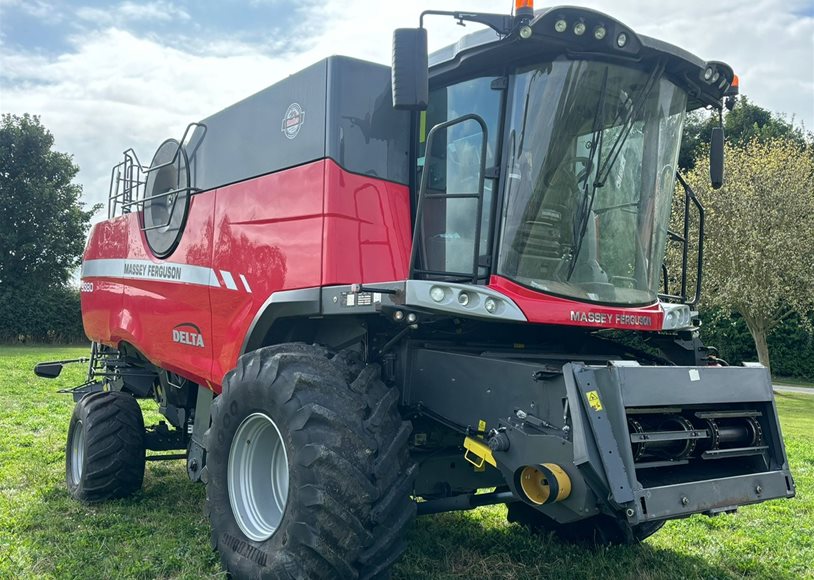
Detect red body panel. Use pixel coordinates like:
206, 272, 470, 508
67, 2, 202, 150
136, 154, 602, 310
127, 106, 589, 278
81, 159, 411, 390
120, 194, 215, 386
321, 161, 412, 286
209, 161, 326, 385
488, 275, 664, 331
81, 217, 128, 342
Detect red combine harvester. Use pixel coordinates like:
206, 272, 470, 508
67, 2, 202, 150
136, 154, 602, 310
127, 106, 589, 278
37, 3, 794, 577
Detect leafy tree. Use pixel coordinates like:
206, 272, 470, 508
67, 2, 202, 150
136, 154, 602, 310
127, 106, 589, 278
0, 114, 99, 341
685, 137, 814, 372
679, 95, 809, 171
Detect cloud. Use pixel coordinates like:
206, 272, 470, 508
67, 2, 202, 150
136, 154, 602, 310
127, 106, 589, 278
0, 0, 811, 220
75, 1, 191, 26
0, 0, 61, 22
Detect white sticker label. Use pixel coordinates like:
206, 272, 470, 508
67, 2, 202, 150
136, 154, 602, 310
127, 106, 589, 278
689, 369, 700, 382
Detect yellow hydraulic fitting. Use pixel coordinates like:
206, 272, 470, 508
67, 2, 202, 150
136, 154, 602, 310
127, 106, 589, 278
463, 436, 496, 469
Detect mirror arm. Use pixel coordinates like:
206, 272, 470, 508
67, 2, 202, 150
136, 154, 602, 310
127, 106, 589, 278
419, 10, 515, 36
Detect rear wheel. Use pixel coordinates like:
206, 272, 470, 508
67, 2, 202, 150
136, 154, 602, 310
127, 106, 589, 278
506, 502, 664, 546
66, 391, 146, 502
204, 343, 417, 579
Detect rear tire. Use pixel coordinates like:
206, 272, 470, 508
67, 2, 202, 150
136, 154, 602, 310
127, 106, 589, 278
66, 391, 146, 502
204, 343, 417, 579
506, 503, 664, 546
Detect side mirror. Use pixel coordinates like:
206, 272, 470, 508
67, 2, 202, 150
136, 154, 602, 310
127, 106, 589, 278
392, 28, 429, 111
34, 362, 64, 378
710, 126, 724, 189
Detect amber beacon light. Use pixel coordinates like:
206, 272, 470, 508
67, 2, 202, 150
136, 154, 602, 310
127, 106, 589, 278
515, 0, 534, 19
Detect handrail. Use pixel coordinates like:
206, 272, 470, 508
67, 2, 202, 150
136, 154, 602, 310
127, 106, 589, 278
661, 172, 705, 307
409, 113, 491, 284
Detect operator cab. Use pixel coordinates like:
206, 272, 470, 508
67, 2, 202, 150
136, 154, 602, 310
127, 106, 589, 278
398, 6, 734, 314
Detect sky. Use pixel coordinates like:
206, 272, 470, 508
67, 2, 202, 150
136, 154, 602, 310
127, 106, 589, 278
1, 0, 813, 215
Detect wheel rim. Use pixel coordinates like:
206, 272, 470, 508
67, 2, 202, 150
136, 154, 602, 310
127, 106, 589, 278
70, 420, 84, 483
227, 412, 290, 541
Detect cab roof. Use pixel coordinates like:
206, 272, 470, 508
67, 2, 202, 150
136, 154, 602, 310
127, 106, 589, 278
429, 5, 735, 110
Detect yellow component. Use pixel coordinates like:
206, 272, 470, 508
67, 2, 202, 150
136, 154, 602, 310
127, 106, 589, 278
463, 436, 496, 469
519, 463, 572, 505
473, 420, 489, 471
586, 389, 603, 411
419, 111, 427, 144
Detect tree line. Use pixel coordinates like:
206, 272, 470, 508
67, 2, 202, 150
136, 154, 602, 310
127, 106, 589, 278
0, 101, 812, 378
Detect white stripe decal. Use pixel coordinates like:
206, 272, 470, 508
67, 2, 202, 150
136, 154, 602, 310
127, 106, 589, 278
82, 258, 220, 288
220, 270, 238, 291
239, 274, 252, 293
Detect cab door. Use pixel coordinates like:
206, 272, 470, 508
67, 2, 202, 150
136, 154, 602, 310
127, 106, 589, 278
415, 76, 505, 281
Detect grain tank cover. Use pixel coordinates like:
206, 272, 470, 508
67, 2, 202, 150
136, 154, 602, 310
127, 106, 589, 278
183, 56, 411, 193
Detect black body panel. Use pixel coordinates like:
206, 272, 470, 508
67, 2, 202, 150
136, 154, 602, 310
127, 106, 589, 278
184, 56, 410, 192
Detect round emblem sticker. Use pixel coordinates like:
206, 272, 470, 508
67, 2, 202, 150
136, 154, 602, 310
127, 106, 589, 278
281, 103, 305, 140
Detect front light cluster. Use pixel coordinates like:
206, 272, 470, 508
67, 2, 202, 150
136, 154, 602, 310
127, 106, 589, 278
661, 304, 694, 330
701, 63, 733, 93
429, 284, 506, 316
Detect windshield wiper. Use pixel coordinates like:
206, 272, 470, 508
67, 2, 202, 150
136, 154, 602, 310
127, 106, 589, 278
517, 69, 545, 154
566, 66, 609, 279
565, 62, 665, 280
595, 61, 665, 187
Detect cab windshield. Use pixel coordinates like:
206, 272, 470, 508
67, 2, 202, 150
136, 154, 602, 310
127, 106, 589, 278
498, 59, 687, 305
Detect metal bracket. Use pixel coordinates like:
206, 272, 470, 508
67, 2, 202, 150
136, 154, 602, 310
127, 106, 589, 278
191, 385, 213, 446
187, 385, 213, 482
572, 364, 635, 506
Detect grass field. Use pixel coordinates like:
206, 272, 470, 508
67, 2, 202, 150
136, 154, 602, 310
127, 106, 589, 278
1, 346, 811, 579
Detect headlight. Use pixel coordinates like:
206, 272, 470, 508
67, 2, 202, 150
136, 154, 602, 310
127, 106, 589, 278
661, 304, 692, 330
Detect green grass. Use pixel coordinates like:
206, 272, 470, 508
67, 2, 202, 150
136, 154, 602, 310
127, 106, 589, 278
1, 346, 811, 579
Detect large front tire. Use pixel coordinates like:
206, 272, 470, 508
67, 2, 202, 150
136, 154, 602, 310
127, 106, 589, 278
205, 344, 417, 579
66, 391, 146, 502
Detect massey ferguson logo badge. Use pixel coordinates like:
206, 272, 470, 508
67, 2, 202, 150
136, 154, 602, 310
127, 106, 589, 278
172, 323, 205, 348
282, 103, 305, 140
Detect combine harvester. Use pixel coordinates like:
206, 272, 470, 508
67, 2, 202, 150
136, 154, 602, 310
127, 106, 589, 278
37, 2, 794, 577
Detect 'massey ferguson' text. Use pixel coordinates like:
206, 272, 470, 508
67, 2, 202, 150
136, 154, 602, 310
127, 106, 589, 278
570, 311, 652, 327
123, 262, 182, 281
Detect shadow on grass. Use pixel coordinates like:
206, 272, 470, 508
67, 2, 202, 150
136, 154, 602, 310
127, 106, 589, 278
394, 508, 796, 580
9, 461, 801, 580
